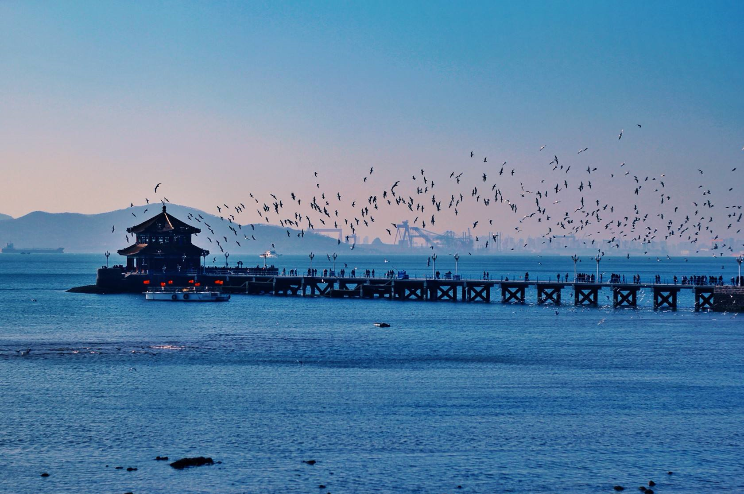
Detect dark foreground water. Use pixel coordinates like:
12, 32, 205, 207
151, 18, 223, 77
1, 254, 743, 493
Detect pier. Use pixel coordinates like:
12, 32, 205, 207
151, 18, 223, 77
82, 267, 744, 312
73, 207, 744, 312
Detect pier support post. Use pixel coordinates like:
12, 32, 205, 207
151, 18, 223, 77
394, 281, 426, 300
653, 286, 680, 310
574, 285, 599, 306
466, 283, 491, 302
694, 287, 714, 311
428, 282, 458, 301
501, 284, 526, 304
537, 284, 563, 305
613, 286, 639, 308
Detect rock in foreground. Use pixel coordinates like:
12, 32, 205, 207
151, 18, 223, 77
170, 457, 215, 469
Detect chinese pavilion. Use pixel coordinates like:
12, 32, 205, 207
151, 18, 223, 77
117, 205, 208, 273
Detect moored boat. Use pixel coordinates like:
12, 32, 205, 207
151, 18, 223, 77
145, 287, 230, 302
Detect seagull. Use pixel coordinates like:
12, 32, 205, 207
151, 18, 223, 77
540, 145, 546, 151
618, 129, 623, 140
154, 183, 162, 193
578, 147, 588, 154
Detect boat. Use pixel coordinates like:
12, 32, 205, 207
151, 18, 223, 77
260, 250, 278, 259
2, 242, 64, 254
145, 287, 230, 302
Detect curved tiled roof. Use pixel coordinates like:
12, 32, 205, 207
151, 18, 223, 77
126, 205, 201, 234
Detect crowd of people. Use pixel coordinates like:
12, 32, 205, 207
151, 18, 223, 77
272, 267, 742, 286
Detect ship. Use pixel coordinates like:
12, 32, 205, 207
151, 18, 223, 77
2, 243, 64, 254
145, 286, 230, 302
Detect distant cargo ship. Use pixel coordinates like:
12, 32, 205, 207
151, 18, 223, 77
2, 243, 64, 254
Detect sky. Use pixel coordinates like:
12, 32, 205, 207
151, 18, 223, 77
1, 1, 743, 246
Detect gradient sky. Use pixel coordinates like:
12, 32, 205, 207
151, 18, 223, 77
1, 1, 743, 243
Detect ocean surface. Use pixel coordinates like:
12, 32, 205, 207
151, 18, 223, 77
1, 253, 743, 493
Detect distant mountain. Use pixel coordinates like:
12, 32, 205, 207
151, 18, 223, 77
0, 213, 12, 221
0, 204, 371, 256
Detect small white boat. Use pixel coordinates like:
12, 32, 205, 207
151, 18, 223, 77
260, 250, 278, 259
145, 287, 230, 302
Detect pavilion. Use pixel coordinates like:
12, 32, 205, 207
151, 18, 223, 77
117, 205, 208, 274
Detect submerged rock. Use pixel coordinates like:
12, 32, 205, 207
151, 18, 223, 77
40, 473, 49, 478
170, 457, 214, 469
155, 456, 169, 461
613, 487, 625, 492
303, 460, 317, 465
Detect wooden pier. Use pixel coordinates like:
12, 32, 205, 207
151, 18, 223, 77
84, 267, 744, 311
236, 276, 734, 310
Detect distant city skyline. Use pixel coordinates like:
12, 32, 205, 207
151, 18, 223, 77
1, 2, 743, 249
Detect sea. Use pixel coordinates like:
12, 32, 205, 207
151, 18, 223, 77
0, 253, 742, 493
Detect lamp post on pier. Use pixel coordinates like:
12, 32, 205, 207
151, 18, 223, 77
309, 252, 315, 274
105, 251, 110, 268
224, 252, 229, 268
453, 253, 460, 276
571, 254, 579, 282
737, 255, 743, 286
202, 253, 207, 274
431, 253, 437, 279
594, 253, 602, 282
332, 253, 338, 274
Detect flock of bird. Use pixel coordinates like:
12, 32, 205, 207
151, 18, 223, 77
114, 126, 744, 263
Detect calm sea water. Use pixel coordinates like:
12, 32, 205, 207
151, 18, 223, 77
1, 254, 743, 493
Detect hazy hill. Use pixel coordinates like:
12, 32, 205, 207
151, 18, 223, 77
0, 204, 366, 255
0, 213, 12, 221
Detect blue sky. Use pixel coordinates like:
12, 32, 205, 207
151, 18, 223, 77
1, 1, 742, 243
